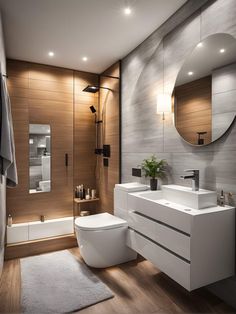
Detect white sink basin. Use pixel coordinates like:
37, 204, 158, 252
162, 185, 217, 209
138, 190, 162, 201
137, 185, 217, 210
128, 185, 219, 234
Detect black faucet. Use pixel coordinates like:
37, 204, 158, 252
180, 169, 199, 191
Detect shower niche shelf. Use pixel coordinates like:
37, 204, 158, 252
74, 198, 99, 217
74, 197, 99, 204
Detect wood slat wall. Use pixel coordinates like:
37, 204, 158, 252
96, 62, 120, 214
174, 76, 212, 145
7, 60, 74, 223
6, 59, 120, 235
73, 71, 98, 214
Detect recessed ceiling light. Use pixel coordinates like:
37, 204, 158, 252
219, 48, 225, 53
124, 7, 131, 15
197, 42, 203, 48
82, 56, 88, 62
48, 51, 54, 57
188, 71, 194, 76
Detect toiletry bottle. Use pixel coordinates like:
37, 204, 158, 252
77, 185, 82, 199
78, 186, 81, 198
79, 184, 84, 200
7, 214, 12, 227
219, 190, 225, 207
75, 186, 79, 198
86, 188, 90, 200
81, 184, 86, 199
91, 189, 96, 199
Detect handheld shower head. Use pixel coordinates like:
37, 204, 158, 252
90, 105, 96, 113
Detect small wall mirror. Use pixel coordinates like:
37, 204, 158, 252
29, 124, 51, 194
172, 33, 236, 146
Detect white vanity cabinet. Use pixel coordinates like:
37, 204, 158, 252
125, 192, 235, 291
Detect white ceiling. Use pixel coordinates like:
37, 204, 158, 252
0, 0, 187, 73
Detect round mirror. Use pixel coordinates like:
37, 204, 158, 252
172, 33, 236, 146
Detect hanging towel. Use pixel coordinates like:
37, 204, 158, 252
0, 74, 18, 187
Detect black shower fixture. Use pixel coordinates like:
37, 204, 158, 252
83, 85, 99, 93
89, 106, 102, 124
83, 85, 111, 93
89, 105, 96, 113
197, 131, 207, 145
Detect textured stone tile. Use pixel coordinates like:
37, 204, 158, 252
201, 0, 236, 39
121, 0, 236, 301
212, 112, 235, 141
212, 63, 236, 94
212, 90, 236, 115
163, 12, 201, 95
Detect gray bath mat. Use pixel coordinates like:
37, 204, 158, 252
20, 250, 113, 313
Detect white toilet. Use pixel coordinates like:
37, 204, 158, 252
74, 182, 148, 268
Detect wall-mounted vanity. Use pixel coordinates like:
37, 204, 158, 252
114, 183, 235, 291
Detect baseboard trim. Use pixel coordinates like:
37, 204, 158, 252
5, 234, 77, 260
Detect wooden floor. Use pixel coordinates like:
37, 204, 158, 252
0, 248, 235, 314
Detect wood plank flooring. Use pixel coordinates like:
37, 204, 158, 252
0, 248, 235, 314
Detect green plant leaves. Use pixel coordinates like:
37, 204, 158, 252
140, 155, 167, 179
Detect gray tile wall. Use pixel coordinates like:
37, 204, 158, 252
212, 63, 236, 140
121, 0, 236, 307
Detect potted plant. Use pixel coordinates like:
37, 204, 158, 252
141, 155, 167, 190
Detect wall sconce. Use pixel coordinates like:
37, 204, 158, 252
156, 93, 172, 120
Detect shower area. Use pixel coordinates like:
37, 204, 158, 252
74, 63, 120, 216
5, 59, 120, 259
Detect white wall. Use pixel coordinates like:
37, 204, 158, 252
0, 12, 6, 276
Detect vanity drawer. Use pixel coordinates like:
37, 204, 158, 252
128, 194, 192, 234
128, 211, 190, 260
126, 229, 190, 290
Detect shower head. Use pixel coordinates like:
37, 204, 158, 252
90, 105, 96, 113
83, 85, 111, 93
83, 85, 99, 93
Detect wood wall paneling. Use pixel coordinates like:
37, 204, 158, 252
174, 76, 212, 145
7, 60, 74, 223
73, 71, 98, 213
97, 62, 120, 214
6, 59, 120, 253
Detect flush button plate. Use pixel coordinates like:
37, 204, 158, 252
132, 168, 142, 177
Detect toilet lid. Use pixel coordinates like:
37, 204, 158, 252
75, 213, 128, 231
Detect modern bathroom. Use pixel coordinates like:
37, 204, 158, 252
0, 0, 236, 313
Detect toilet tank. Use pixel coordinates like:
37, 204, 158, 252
114, 183, 149, 220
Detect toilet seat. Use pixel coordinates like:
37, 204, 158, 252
75, 212, 128, 231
